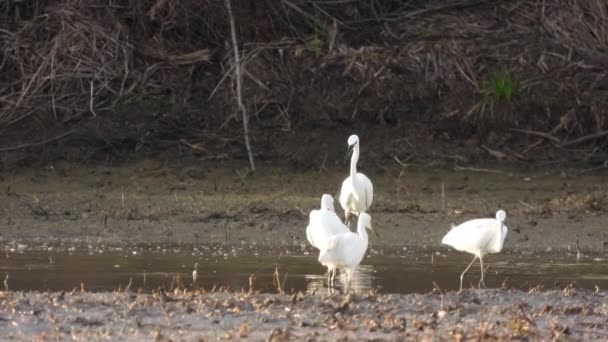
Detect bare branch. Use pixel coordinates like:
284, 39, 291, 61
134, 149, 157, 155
225, 0, 256, 172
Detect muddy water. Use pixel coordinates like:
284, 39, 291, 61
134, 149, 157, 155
1, 245, 606, 294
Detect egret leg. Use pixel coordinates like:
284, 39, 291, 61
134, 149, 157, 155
344, 212, 351, 229
478, 256, 486, 288
344, 271, 351, 293
329, 267, 336, 287
332, 267, 336, 285
459, 255, 478, 291
345, 268, 352, 287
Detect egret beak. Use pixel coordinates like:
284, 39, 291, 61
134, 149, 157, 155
369, 224, 379, 238
345, 144, 355, 162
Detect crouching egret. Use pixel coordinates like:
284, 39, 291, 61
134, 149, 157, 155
318, 213, 377, 285
441, 210, 508, 291
339, 134, 374, 227
306, 194, 350, 248
306, 194, 351, 277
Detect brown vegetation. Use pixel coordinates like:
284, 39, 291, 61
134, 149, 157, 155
0, 0, 607, 166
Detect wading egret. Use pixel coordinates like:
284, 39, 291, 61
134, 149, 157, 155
306, 194, 351, 277
318, 212, 376, 285
441, 210, 508, 291
339, 135, 374, 227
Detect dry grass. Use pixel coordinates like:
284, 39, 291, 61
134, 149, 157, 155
0, 0, 607, 157
0, 3, 133, 128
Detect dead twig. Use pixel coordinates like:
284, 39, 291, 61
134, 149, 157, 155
481, 144, 508, 160
180, 139, 204, 152
510, 128, 560, 144
560, 130, 608, 148
273, 267, 288, 294
318, 153, 328, 173
393, 156, 409, 168
0, 129, 78, 152
89, 81, 96, 117
454, 165, 504, 174
432, 281, 444, 311
225, 0, 256, 172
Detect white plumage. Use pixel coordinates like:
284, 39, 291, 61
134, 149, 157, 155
306, 194, 351, 279
339, 135, 374, 227
318, 212, 375, 285
306, 194, 350, 249
442, 210, 508, 291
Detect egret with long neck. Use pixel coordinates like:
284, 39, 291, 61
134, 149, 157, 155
306, 194, 351, 278
318, 213, 376, 285
441, 210, 508, 291
339, 135, 374, 228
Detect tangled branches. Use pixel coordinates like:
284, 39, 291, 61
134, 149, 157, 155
0, 0, 607, 163
0, 3, 134, 131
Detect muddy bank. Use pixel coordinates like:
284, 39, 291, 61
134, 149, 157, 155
0, 288, 606, 340
1, 160, 608, 253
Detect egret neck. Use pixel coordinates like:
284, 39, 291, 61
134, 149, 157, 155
356, 215, 369, 243
494, 220, 505, 252
350, 143, 360, 189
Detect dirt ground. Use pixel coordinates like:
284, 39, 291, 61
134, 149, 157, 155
0, 288, 606, 340
1, 153, 607, 254
1, 135, 608, 341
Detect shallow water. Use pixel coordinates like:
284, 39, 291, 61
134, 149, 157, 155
1, 244, 606, 294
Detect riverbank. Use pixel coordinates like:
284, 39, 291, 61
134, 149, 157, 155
1, 160, 607, 253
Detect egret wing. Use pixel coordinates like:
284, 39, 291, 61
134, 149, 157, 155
305, 223, 315, 247
306, 209, 324, 249
320, 232, 361, 267
307, 208, 350, 250
361, 174, 373, 210
322, 211, 350, 236
339, 177, 354, 211
325, 233, 367, 267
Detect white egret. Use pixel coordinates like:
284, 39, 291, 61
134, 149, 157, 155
318, 212, 377, 285
306, 194, 351, 278
306, 194, 349, 248
339, 135, 374, 227
441, 210, 508, 291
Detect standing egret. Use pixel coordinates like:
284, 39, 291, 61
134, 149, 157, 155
306, 194, 351, 279
318, 213, 377, 285
441, 210, 508, 291
339, 134, 374, 228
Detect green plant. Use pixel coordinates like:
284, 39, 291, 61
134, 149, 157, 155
483, 70, 516, 102
308, 21, 326, 58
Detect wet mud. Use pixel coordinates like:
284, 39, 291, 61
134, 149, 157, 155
1, 160, 607, 253
1, 160, 608, 340
0, 288, 606, 340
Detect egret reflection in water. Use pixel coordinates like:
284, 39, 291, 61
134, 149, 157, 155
304, 264, 375, 295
